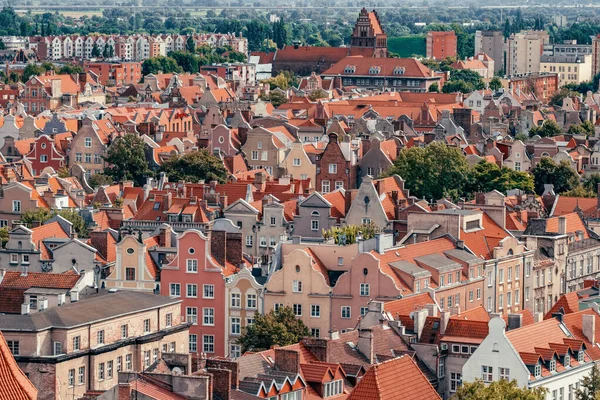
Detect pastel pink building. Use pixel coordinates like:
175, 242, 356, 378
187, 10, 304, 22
160, 229, 235, 358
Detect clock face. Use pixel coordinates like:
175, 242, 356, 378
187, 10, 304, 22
41, 263, 52, 272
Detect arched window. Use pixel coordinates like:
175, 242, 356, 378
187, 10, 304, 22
311, 211, 320, 217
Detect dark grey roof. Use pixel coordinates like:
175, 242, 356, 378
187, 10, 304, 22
522, 219, 555, 237
389, 261, 430, 278
0, 291, 180, 331
414, 254, 461, 272
433, 209, 479, 216
444, 249, 482, 264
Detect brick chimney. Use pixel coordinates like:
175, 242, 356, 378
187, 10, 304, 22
159, 224, 172, 248
375, 179, 385, 196
89, 230, 109, 259
208, 368, 231, 400
274, 348, 301, 373
356, 328, 374, 364
475, 192, 485, 205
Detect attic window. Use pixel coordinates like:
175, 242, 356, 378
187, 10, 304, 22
344, 65, 356, 74
369, 66, 381, 75
393, 66, 406, 75
153, 202, 161, 210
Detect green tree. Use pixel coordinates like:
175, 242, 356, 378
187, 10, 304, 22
102, 44, 114, 59
489, 76, 502, 91
57, 166, 70, 178
102, 133, 152, 187
576, 364, 600, 400
19, 208, 53, 227
388, 142, 470, 200
0, 227, 8, 248
428, 82, 439, 92
454, 379, 547, 400
550, 87, 579, 107
58, 63, 84, 75
88, 173, 114, 188
532, 157, 580, 195
262, 72, 297, 90
57, 209, 88, 238
186, 36, 195, 53
515, 133, 529, 142
159, 149, 228, 183
529, 120, 562, 138
21, 63, 46, 83
567, 121, 595, 136
142, 56, 183, 75
169, 51, 200, 73
91, 43, 101, 58
467, 161, 535, 194
272, 19, 288, 49
583, 173, 600, 194
262, 91, 287, 108
237, 306, 310, 352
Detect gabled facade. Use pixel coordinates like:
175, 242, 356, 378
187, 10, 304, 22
316, 132, 358, 193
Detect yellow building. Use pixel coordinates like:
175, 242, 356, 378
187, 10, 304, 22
540, 54, 592, 87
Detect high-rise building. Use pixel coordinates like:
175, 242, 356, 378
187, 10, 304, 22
474, 30, 504, 74
505, 30, 550, 76
426, 31, 457, 60
350, 8, 388, 58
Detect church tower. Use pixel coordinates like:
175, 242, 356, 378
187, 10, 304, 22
350, 8, 388, 58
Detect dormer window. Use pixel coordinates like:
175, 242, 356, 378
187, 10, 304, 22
324, 380, 343, 397
344, 65, 356, 74
549, 359, 556, 373
368, 66, 381, 75
534, 364, 541, 377
393, 66, 405, 75
564, 354, 570, 367
579, 351, 585, 363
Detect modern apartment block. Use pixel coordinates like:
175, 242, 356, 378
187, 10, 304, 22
506, 30, 550, 75
474, 30, 504, 73
426, 31, 457, 60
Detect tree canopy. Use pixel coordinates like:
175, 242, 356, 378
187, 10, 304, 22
141, 56, 183, 75
237, 306, 310, 353
528, 120, 562, 138
19, 209, 88, 238
532, 157, 580, 195
576, 364, 600, 400
453, 379, 547, 400
159, 149, 228, 183
102, 133, 152, 187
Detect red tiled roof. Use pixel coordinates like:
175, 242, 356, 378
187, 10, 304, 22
545, 212, 590, 239
347, 356, 440, 400
31, 221, 70, 248
0, 331, 37, 400
553, 197, 599, 219
460, 212, 510, 260
450, 306, 490, 322
544, 292, 581, 320
502, 309, 535, 327
130, 377, 187, 400
323, 190, 346, 220
304, 248, 330, 286
562, 309, 600, 361
384, 293, 435, 320
323, 56, 433, 78
0, 271, 80, 289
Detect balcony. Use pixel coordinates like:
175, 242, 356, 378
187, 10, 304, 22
121, 219, 208, 232
568, 238, 600, 252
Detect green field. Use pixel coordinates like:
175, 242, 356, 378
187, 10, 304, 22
388, 35, 426, 58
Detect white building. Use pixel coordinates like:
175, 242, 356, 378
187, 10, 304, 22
463, 316, 595, 399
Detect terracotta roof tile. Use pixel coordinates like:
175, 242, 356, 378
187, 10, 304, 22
545, 213, 590, 239
0, 331, 38, 400
0, 271, 80, 289
460, 212, 510, 260
384, 293, 435, 320
544, 292, 581, 319
347, 355, 440, 400
450, 306, 490, 322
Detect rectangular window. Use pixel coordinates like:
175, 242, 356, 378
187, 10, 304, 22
477, 288, 481, 300
247, 293, 257, 309
203, 335, 215, 353
202, 308, 213, 326
7, 340, 19, 355
230, 344, 241, 358
126, 354, 132, 370
293, 280, 303, 293
261, 151, 268, 161
450, 372, 462, 392
116, 357, 122, 373
85, 153, 92, 163
311, 220, 319, 231
143, 351, 150, 368
152, 348, 158, 363
170, 283, 181, 297
499, 293, 504, 309
293, 158, 301, 166
189, 335, 197, 352
187, 307, 198, 325
125, 267, 135, 281
499, 367, 509, 380
360, 283, 370, 296
186, 259, 198, 273
499, 269, 504, 283
231, 317, 241, 335
328, 164, 337, 174
144, 319, 150, 333
68, 369, 75, 387
341, 306, 351, 319
107, 360, 113, 379
469, 290, 474, 302
97, 330, 104, 345
186, 284, 197, 298
85, 137, 92, 147
482, 366, 493, 382
73, 336, 80, 351
311, 328, 320, 338
78, 366, 85, 385
311, 304, 320, 317
270, 216, 276, 226
251, 150, 258, 160
245, 235, 253, 247
12, 200, 20, 213
321, 180, 330, 193
203, 284, 214, 299
231, 293, 241, 308
293, 304, 302, 316
98, 362, 105, 381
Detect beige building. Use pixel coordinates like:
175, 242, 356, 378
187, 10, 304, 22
264, 248, 332, 338
0, 291, 189, 400
279, 140, 316, 183
224, 267, 264, 358
540, 54, 592, 87
506, 30, 550, 75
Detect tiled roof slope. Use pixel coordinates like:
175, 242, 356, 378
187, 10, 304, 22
0, 331, 38, 400
347, 355, 441, 400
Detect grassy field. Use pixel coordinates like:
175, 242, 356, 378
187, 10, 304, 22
388, 35, 426, 58
17, 10, 104, 17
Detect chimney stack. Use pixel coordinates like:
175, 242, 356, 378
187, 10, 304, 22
357, 328, 374, 364
507, 313, 523, 331
583, 313, 596, 344
558, 216, 567, 235
21, 303, 30, 315
440, 310, 450, 335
